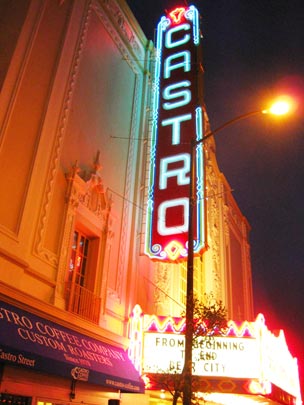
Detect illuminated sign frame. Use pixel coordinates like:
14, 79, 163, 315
145, 6, 205, 261
128, 306, 302, 404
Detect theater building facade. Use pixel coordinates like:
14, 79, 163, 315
0, 1, 301, 405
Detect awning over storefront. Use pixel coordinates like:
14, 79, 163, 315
0, 301, 144, 393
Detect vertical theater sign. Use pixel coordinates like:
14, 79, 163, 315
145, 6, 205, 261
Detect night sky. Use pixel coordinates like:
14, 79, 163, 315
126, 0, 304, 393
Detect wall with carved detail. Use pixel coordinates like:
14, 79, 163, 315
0, 0, 152, 341
0, 0, 253, 345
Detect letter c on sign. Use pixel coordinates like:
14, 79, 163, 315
165, 23, 191, 48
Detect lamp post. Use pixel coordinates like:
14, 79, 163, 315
183, 97, 292, 405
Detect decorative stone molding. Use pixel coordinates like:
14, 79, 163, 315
90, 0, 146, 300
34, 1, 92, 266
103, 0, 140, 51
154, 263, 170, 313
54, 156, 113, 307
67, 155, 113, 229
93, 0, 144, 73
222, 202, 230, 239
205, 160, 222, 295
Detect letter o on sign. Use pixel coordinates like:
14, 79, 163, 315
157, 198, 189, 235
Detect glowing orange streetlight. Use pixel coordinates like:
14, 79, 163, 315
263, 95, 295, 116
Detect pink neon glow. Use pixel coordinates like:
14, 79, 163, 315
143, 314, 257, 337
143, 314, 186, 334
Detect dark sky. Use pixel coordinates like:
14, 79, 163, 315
126, 0, 304, 393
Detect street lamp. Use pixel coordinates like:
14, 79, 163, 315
183, 97, 293, 405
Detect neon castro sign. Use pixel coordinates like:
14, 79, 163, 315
145, 6, 205, 261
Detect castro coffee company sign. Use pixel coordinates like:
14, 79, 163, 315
0, 301, 144, 392
145, 6, 206, 261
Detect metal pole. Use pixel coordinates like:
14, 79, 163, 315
183, 108, 264, 405
183, 138, 196, 405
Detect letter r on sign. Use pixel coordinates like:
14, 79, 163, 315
159, 153, 190, 189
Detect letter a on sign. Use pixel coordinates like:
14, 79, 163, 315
145, 6, 206, 261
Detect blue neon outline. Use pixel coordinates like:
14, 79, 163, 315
145, 17, 170, 259
195, 107, 205, 252
185, 6, 200, 45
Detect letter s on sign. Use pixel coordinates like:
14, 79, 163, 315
163, 81, 191, 110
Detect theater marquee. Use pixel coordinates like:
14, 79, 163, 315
128, 307, 302, 405
145, 6, 205, 261
142, 332, 259, 378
